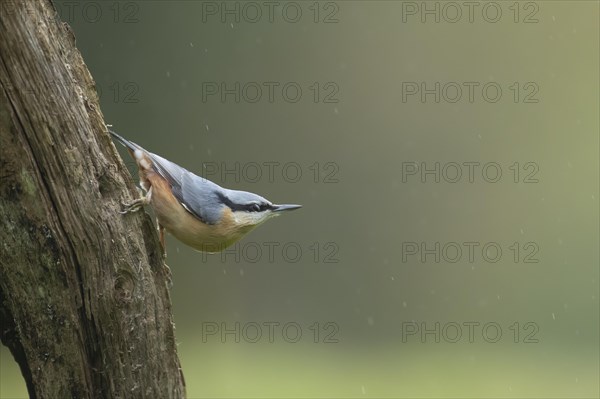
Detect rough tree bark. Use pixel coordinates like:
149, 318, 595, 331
0, 0, 185, 397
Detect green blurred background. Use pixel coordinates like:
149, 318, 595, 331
1, 1, 598, 397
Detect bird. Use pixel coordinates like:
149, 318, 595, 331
109, 130, 301, 254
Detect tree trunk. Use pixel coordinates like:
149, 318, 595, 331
0, 0, 186, 397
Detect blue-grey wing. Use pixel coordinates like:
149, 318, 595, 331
148, 152, 224, 225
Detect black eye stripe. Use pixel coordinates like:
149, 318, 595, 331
217, 192, 271, 212
247, 203, 271, 212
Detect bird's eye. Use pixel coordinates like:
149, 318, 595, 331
249, 203, 261, 212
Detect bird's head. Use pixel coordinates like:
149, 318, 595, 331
218, 189, 302, 231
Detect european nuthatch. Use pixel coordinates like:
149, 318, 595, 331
109, 130, 301, 253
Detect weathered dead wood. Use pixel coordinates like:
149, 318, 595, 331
0, 0, 185, 397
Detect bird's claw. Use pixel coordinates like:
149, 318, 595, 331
119, 198, 146, 214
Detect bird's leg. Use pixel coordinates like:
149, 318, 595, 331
158, 223, 167, 258
157, 222, 172, 284
120, 187, 152, 214
119, 198, 147, 214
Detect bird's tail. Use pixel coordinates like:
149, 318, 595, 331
108, 129, 142, 153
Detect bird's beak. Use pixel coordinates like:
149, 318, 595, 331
271, 204, 302, 212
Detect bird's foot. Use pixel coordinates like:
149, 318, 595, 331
163, 261, 172, 287
119, 197, 147, 214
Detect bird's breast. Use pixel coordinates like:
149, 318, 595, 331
147, 174, 248, 252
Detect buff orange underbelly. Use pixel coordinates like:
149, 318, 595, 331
148, 173, 253, 252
